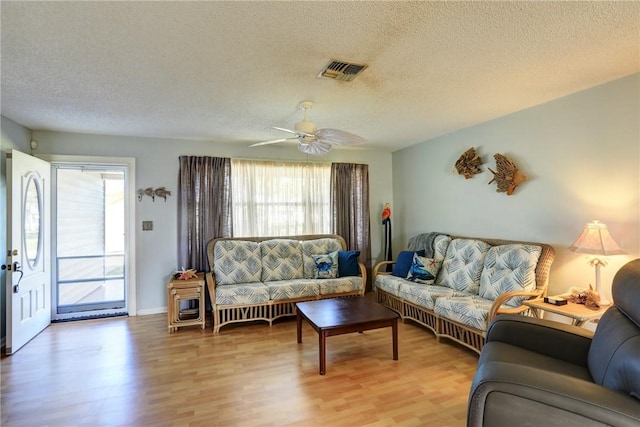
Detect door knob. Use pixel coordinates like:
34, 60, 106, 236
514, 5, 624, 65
3, 262, 24, 293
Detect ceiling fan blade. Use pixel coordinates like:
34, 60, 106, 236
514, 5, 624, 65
298, 140, 332, 156
274, 126, 316, 138
248, 138, 293, 147
315, 128, 367, 145
272, 126, 300, 136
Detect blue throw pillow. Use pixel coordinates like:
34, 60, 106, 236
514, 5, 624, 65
391, 250, 426, 278
337, 250, 360, 277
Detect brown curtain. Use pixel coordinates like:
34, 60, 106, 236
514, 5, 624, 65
330, 163, 371, 289
178, 156, 232, 272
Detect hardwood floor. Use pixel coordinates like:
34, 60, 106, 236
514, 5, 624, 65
1, 311, 478, 427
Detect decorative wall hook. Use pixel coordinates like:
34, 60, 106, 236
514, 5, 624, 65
137, 187, 172, 202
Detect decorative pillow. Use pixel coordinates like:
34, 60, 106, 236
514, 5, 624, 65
406, 254, 442, 284
302, 238, 343, 279
391, 250, 426, 278
337, 250, 360, 277
312, 251, 339, 279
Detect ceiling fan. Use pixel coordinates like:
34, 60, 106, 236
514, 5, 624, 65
249, 101, 367, 155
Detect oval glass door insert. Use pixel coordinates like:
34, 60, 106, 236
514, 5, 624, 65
23, 174, 42, 268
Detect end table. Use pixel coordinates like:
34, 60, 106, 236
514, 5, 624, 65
167, 273, 206, 332
524, 298, 609, 327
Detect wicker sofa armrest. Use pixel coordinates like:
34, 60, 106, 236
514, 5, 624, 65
372, 260, 394, 279
357, 262, 368, 291
485, 314, 593, 366
205, 271, 217, 306
488, 290, 542, 321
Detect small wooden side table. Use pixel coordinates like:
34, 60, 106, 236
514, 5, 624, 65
524, 298, 610, 327
167, 273, 206, 332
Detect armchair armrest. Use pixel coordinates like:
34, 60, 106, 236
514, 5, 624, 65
486, 314, 593, 366
468, 361, 640, 427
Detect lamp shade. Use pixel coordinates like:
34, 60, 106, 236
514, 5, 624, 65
568, 220, 626, 256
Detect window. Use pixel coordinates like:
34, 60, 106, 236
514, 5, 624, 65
231, 159, 331, 237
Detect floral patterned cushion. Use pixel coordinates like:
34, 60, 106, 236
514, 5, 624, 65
317, 276, 363, 295
302, 238, 343, 279
260, 239, 304, 282
433, 234, 452, 262
434, 295, 498, 331
266, 280, 319, 301
375, 274, 407, 296
214, 240, 262, 285
398, 283, 471, 310
435, 239, 491, 294
215, 282, 270, 305
479, 244, 542, 307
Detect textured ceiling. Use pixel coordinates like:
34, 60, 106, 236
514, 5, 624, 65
2, 1, 639, 152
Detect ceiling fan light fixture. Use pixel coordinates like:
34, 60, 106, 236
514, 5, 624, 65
249, 100, 366, 155
295, 120, 317, 134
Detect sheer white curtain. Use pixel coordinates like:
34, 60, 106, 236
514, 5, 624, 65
231, 159, 331, 237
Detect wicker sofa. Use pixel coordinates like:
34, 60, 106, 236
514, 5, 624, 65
206, 234, 366, 333
373, 233, 555, 354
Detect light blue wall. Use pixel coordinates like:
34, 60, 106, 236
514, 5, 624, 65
392, 73, 640, 300
1, 116, 32, 339
30, 132, 394, 313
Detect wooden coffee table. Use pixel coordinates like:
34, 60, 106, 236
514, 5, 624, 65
296, 297, 400, 375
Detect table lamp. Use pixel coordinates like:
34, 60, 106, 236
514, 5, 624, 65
568, 220, 625, 305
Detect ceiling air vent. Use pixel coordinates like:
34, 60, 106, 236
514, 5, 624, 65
317, 60, 367, 81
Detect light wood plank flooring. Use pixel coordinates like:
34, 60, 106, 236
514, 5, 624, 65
1, 312, 478, 426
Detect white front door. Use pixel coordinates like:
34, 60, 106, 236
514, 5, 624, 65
5, 150, 51, 355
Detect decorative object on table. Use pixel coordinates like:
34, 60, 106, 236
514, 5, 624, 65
568, 220, 625, 305
487, 153, 527, 195
454, 147, 483, 179
382, 203, 393, 272
543, 296, 568, 306
137, 187, 172, 202
566, 285, 601, 308
173, 267, 198, 280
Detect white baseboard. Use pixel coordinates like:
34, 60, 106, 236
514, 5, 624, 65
136, 307, 167, 316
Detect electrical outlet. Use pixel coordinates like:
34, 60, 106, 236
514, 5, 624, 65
142, 221, 153, 231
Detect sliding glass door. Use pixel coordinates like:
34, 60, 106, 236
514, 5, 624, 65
52, 165, 128, 319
